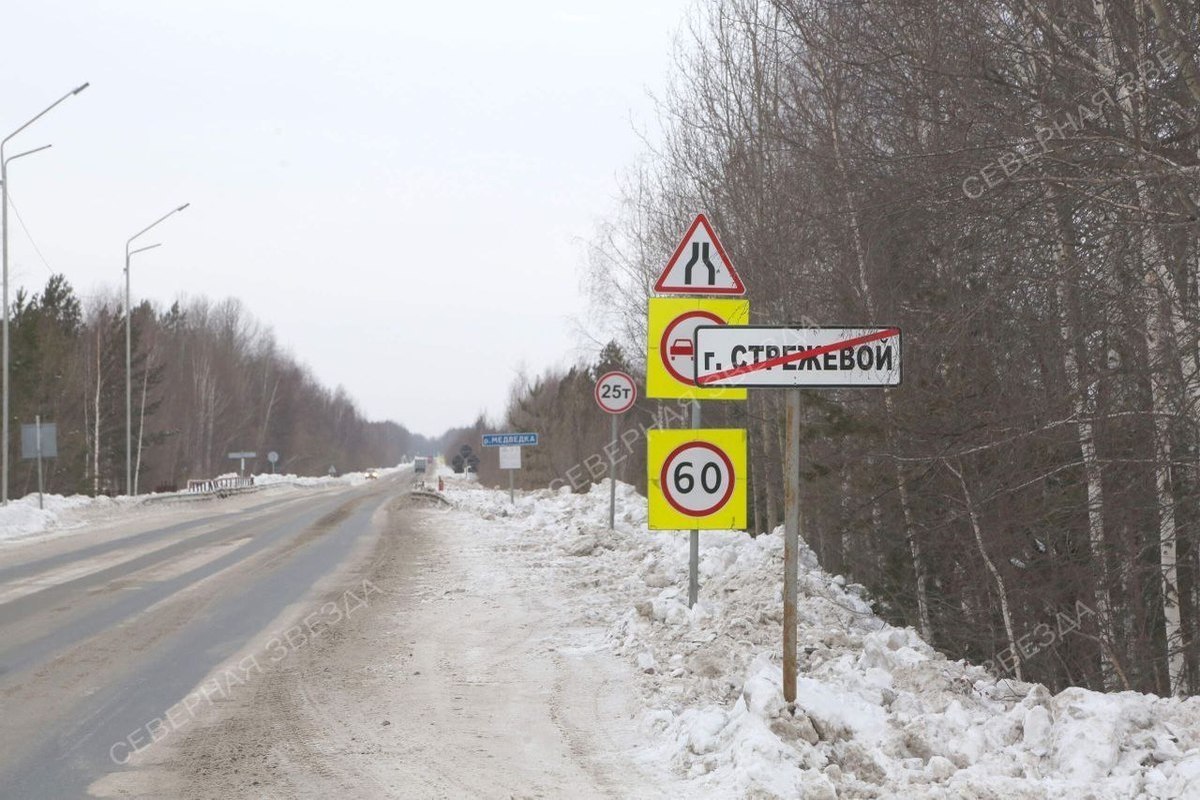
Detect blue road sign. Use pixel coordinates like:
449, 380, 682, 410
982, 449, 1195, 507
482, 433, 539, 447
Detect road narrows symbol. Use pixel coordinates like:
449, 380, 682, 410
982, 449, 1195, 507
654, 214, 746, 295
684, 242, 716, 285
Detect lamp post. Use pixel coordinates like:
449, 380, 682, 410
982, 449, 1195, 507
0, 82, 88, 503
125, 204, 188, 496
126, 241, 160, 496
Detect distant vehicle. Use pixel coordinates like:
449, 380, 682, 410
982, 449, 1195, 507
414, 457, 427, 474
365, 469, 378, 480
669, 338, 694, 358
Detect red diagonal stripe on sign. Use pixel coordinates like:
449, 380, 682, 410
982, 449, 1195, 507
696, 328, 900, 385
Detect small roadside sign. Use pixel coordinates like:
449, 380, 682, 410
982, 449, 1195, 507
21, 422, 57, 459
595, 371, 637, 414
694, 326, 901, 388
596, 370, 637, 529
499, 446, 521, 470
21, 417, 55, 510
654, 214, 745, 295
482, 433, 538, 447
647, 297, 749, 400
228, 451, 256, 476
485, 433, 535, 502
647, 428, 746, 530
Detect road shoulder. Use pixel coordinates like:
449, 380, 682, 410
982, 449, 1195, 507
99, 489, 667, 799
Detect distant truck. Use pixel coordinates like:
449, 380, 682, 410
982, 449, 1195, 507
414, 457, 427, 474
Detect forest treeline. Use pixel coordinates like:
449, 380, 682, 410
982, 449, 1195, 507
10, 274, 434, 497
488, 0, 1200, 697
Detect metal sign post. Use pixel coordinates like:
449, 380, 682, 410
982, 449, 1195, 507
690, 401, 700, 608
34, 415, 44, 510
783, 390, 801, 704
21, 418, 57, 510
609, 414, 618, 528
595, 370, 637, 529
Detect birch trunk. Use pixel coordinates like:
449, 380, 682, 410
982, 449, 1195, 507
948, 460, 1021, 681
815, 57, 932, 640
1093, 0, 1188, 694
1146, 288, 1186, 694
1050, 194, 1119, 686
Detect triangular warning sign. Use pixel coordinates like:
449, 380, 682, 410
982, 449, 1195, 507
654, 214, 746, 295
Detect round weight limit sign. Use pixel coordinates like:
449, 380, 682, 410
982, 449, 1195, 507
595, 370, 637, 414
659, 441, 736, 517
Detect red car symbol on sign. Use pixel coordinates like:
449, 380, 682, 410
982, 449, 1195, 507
669, 338, 694, 358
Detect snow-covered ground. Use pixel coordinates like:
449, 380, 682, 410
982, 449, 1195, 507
0, 464, 409, 544
9, 463, 1198, 797
441, 477, 1200, 800
0, 493, 140, 542
252, 463, 408, 489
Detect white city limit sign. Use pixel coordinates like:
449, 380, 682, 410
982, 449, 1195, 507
693, 326, 901, 388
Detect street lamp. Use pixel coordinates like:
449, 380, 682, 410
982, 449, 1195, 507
126, 241, 160, 496
125, 203, 188, 496
0, 81, 89, 504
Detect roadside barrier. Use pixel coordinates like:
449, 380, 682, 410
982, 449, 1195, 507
184, 475, 256, 497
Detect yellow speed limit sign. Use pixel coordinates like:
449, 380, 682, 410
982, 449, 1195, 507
647, 297, 749, 400
647, 428, 746, 530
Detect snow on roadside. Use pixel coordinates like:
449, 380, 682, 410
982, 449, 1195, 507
0, 493, 138, 543
0, 464, 410, 544
253, 463, 408, 489
441, 477, 1200, 800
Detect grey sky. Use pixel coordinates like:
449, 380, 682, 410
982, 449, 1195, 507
3, 1, 691, 436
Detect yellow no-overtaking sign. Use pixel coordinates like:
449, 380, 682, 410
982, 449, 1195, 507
646, 297, 749, 400
647, 428, 747, 530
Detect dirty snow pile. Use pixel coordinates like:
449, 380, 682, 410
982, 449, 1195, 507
442, 478, 1200, 800
0, 493, 141, 543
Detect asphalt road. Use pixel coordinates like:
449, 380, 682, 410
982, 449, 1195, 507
0, 473, 405, 798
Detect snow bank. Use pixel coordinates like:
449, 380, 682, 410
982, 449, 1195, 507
0, 463, 411, 543
0, 493, 136, 543
441, 477, 1200, 799
253, 463, 408, 489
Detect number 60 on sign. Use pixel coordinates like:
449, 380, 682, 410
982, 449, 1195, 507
647, 428, 746, 530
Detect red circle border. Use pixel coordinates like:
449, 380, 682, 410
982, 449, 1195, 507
658, 440, 736, 518
595, 370, 637, 414
659, 310, 724, 385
